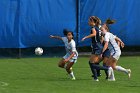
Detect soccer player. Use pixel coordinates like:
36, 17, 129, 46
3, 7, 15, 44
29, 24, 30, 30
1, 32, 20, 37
100, 21, 131, 81
81, 16, 113, 81
50, 31, 78, 80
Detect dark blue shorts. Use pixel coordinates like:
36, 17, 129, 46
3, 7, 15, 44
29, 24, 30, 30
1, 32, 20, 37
103, 49, 110, 58
91, 43, 103, 55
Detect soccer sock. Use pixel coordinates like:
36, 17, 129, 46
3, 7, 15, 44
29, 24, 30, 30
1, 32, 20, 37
95, 63, 101, 76
115, 66, 128, 74
69, 71, 75, 78
109, 67, 115, 80
92, 63, 108, 71
64, 63, 67, 69
89, 61, 98, 79
103, 63, 108, 78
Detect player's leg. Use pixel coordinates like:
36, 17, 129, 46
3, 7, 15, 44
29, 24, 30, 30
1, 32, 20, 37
89, 54, 111, 81
66, 61, 75, 80
106, 57, 115, 81
91, 57, 103, 78
103, 57, 109, 79
102, 49, 111, 79
58, 58, 66, 68
89, 54, 99, 81
58, 53, 69, 68
111, 54, 131, 78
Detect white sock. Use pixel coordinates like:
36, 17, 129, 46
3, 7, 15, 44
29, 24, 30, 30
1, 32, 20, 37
69, 72, 75, 78
109, 67, 115, 80
110, 69, 115, 80
64, 63, 67, 69
115, 66, 128, 74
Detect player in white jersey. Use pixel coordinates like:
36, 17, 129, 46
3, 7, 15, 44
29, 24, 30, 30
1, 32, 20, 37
100, 23, 131, 81
50, 31, 78, 80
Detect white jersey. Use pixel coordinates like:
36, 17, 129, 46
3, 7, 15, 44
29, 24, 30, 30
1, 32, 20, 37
104, 32, 121, 55
62, 37, 78, 59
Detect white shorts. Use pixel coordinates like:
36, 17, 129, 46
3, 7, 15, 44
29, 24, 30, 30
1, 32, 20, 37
63, 53, 78, 63
111, 50, 121, 60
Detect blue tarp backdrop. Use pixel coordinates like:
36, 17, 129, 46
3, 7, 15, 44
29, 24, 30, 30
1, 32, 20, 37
0, 0, 139, 48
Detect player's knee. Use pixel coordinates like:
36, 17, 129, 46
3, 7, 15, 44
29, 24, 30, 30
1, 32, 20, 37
112, 66, 116, 70
58, 64, 63, 68
66, 67, 70, 71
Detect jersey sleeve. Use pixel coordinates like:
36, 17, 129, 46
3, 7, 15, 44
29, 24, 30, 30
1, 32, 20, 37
71, 41, 77, 52
104, 33, 110, 42
113, 34, 116, 38
62, 37, 67, 43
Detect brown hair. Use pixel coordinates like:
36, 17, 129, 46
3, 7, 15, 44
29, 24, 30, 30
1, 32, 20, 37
89, 16, 101, 27
104, 18, 116, 31
105, 18, 116, 24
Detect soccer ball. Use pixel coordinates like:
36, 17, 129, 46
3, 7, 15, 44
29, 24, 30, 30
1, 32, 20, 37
35, 47, 43, 55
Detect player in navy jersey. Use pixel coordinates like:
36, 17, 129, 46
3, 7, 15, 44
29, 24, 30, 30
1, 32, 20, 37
82, 16, 113, 81
50, 30, 78, 80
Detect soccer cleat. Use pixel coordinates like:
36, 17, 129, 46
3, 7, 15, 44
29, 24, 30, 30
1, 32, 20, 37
71, 77, 76, 80
127, 69, 131, 79
108, 78, 115, 81
105, 76, 108, 80
94, 79, 99, 81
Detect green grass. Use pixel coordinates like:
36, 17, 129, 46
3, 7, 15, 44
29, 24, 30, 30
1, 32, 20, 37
0, 56, 140, 93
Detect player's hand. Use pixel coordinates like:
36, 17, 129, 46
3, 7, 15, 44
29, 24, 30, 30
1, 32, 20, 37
64, 58, 69, 62
121, 42, 125, 48
50, 35, 54, 38
81, 37, 86, 41
100, 54, 103, 58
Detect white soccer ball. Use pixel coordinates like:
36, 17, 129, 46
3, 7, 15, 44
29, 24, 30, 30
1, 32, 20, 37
35, 47, 43, 55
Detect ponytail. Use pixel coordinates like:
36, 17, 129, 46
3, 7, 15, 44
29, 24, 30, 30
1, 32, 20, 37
104, 18, 116, 32
105, 18, 116, 25
89, 16, 101, 27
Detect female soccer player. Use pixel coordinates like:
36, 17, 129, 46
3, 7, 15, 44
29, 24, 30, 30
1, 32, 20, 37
100, 22, 131, 81
82, 16, 113, 81
50, 31, 78, 80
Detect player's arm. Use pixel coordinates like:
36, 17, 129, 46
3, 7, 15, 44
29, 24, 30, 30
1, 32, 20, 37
81, 28, 96, 41
101, 33, 109, 57
115, 37, 125, 48
100, 32, 105, 43
64, 42, 76, 62
100, 36, 104, 43
64, 52, 75, 62
102, 41, 108, 54
50, 35, 62, 40
117, 41, 121, 47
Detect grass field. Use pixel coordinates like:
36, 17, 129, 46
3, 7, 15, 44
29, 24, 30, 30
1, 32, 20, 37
0, 56, 140, 93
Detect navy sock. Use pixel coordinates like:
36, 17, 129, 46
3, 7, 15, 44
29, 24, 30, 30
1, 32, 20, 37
92, 63, 108, 71
89, 61, 98, 79
103, 63, 108, 79
95, 63, 101, 76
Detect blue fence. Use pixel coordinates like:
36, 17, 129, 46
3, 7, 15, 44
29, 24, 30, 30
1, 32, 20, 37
0, 0, 140, 48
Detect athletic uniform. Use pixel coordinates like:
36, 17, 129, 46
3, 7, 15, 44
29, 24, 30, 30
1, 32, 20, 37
103, 32, 131, 80
104, 32, 121, 60
91, 26, 103, 55
62, 37, 78, 63
102, 42, 110, 58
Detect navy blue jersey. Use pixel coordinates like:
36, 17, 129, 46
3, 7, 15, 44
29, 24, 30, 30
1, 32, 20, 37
90, 26, 101, 44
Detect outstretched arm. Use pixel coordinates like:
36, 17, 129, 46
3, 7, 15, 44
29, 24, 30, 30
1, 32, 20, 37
81, 28, 96, 41
115, 37, 125, 48
50, 35, 62, 40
